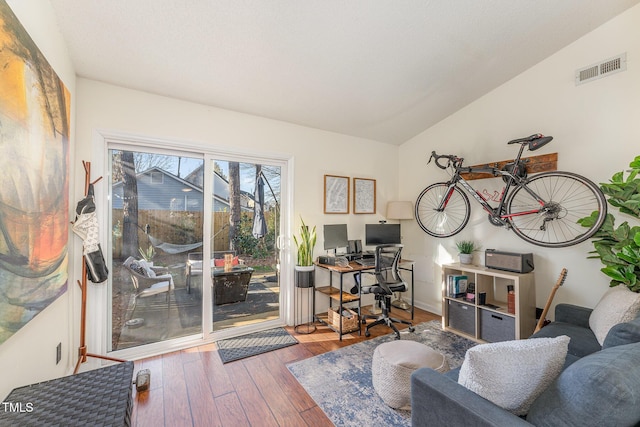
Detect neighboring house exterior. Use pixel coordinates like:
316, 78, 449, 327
183, 165, 255, 211
112, 167, 253, 212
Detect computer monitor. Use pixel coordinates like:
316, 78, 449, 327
323, 224, 349, 250
365, 223, 401, 246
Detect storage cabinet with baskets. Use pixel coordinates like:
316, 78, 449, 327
442, 263, 535, 342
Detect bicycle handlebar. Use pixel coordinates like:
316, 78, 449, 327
428, 151, 462, 170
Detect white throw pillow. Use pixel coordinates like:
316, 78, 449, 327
458, 336, 569, 416
589, 285, 640, 345
138, 260, 156, 278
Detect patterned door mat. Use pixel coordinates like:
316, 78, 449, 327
217, 327, 298, 363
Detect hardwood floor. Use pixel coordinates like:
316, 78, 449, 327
131, 306, 440, 426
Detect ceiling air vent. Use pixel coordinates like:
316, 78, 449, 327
575, 53, 627, 85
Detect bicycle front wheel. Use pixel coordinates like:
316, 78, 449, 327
415, 183, 470, 237
505, 171, 607, 248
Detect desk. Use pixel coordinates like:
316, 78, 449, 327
314, 261, 370, 340
314, 260, 415, 340
398, 261, 415, 320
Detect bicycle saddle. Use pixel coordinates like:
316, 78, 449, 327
507, 133, 553, 151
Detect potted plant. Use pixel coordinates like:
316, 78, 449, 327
578, 155, 640, 292
456, 240, 479, 264
293, 217, 317, 287
139, 244, 155, 264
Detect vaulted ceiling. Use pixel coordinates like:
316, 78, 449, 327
49, 0, 640, 145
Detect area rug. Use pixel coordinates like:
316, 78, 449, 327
287, 320, 476, 426
217, 327, 298, 363
174, 281, 279, 328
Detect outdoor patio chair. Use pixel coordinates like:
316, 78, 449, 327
123, 257, 174, 313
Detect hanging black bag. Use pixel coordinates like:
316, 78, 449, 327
72, 184, 109, 283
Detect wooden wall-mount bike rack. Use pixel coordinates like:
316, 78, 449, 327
460, 152, 558, 181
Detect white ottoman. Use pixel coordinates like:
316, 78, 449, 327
372, 340, 450, 409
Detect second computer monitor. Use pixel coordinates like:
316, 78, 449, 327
323, 224, 349, 250
365, 223, 401, 246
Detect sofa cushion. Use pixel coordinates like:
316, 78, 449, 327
527, 341, 640, 427
554, 303, 592, 328
137, 260, 156, 277
531, 321, 601, 357
589, 285, 640, 345
603, 315, 640, 349
458, 336, 569, 416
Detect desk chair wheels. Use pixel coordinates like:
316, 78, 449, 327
365, 324, 415, 338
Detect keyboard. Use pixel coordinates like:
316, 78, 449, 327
355, 258, 375, 267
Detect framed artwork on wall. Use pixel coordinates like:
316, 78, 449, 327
353, 178, 376, 214
0, 1, 70, 345
324, 175, 350, 214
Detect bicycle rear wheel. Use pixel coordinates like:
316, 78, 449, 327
505, 171, 606, 248
415, 183, 470, 237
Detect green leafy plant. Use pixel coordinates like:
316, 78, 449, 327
138, 244, 155, 262
455, 240, 479, 254
578, 155, 640, 292
233, 213, 275, 259
293, 217, 316, 266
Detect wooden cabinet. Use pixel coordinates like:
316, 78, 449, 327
442, 263, 535, 342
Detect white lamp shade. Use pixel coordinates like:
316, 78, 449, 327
386, 201, 414, 220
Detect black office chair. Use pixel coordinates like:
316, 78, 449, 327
361, 244, 415, 339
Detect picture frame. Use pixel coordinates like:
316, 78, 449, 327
353, 178, 376, 214
324, 175, 350, 214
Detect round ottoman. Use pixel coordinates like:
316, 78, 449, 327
372, 340, 450, 409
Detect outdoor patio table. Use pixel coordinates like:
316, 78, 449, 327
213, 266, 254, 305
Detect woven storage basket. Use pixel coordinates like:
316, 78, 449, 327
328, 307, 359, 332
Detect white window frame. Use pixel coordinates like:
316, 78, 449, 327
86, 129, 294, 361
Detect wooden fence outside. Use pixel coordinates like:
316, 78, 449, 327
112, 210, 274, 258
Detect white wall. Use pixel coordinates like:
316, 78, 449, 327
74, 78, 399, 350
399, 4, 640, 316
0, 0, 76, 399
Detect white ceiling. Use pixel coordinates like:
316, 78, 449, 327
49, 0, 639, 145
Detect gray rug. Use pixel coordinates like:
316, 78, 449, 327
217, 327, 298, 363
287, 320, 476, 426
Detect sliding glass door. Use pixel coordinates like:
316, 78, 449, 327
106, 141, 285, 355
208, 160, 281, 333
109, 149, 204, 351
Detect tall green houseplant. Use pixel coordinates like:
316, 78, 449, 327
293, 217, 316, 287
578, 155, 640, 292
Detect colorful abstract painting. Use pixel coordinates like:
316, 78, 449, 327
0, 1, 70, 344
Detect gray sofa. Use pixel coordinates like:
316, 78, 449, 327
411, 304, 640, 426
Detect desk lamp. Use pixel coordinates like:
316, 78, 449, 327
386, 201, 414, 310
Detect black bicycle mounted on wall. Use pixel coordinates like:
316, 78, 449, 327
414, 134, 607, 248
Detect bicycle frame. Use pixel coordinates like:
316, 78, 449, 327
419, 134, 606, 247
436, 144, 546, 223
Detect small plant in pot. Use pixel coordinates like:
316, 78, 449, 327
139, 245, 155, 264
293, 217, 317, 287
456, 240, 479, 264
